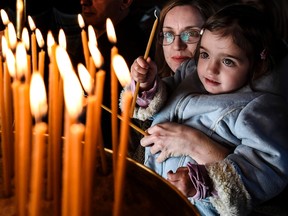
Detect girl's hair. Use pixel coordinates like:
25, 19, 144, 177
195, 4, 287, 87
155, 0, 219, 78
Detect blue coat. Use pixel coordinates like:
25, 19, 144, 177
143, 59, 288, 215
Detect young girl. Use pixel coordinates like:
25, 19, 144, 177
125, 4, 288, 215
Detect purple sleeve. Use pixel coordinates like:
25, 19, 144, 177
130, 79, 158, 108
187, 162, 217, 200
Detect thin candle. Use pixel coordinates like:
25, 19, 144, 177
16, 42, 32, 216
112, 54, 132, 216
7, 22, 17, 51
113, 91, 133, 216
22, 27, 31, 81
35, 28, 45, 77
131, 10, 158, 117
88, 25, 97, 77
63, 70, 84, 216
0, 55, 12, 197
16, 0, 24, 39
29, 72, 48, 216
78, 14, 89, 67
58, 29, 66, 50
28, 16, 37, 72
106, 18, 119, 174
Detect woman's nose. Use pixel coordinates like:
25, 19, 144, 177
171, 35, 187, 50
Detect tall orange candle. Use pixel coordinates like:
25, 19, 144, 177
21, 27, 32, 82
28, 16, 37, 73
113, 91, 133, 216
35, 28, 45, 77
106, 18, 119, 172
16, 42, 32, 216
0, 56, 12, 197
70, 124, 85, 216
78, 14, 89, 68
29, 72, 48, 216
131, 10, 158, 116
62, 68, 84, 216
112, 54, 132, 216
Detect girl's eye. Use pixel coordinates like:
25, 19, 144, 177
199, 52, 209, 59
223, 58, 235, 67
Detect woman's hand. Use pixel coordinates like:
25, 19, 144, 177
166, 167, 196, 197
130, 56, 157, 91
141, 122, 231, 164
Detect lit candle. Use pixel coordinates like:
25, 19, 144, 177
29, 72, 48, 216
88, 25, 97, 77
0, 55, 12, 197
78, 14, 89, 68
16, 0, 24, 39
0, 9, 10, 42
131, 10, 158, 116
113, 91, 133, 216
63, 68, 84, 216
58, 28, 66, 50
35, 28, 45, 77
106, 18, 119, 172
16, 42, 32, 216
112, 54, 132, 216
7, 22, 17, 51
22, 27, 31, 82
28, 16, 37, 72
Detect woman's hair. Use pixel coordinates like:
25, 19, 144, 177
195, 4, 287, 87
155, 0, 219, 78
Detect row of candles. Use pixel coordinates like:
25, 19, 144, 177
0, 5, 157, 216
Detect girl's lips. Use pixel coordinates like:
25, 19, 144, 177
204, 77, 220, 86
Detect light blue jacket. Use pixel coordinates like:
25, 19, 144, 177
143, 59, 288, 215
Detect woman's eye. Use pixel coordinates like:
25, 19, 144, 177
223, 58, 234, 67
200, 52, 209, 59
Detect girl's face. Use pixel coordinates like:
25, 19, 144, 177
162, 5, 205, 73
197, 30, 250, 94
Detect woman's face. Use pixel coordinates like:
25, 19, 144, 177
197, 30, 250, 94
162, 5, 205, 73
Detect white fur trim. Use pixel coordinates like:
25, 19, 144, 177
119, 81, 168, 121
206, 159, 252, 216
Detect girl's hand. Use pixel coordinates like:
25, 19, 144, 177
130, 56, 157, 91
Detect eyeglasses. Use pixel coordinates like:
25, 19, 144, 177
158, 29, 201, 46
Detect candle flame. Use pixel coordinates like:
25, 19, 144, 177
35, 28, 45, 48
47, 30, 55, 58
30, 72, 48, 120
6, 48, 16, 78
78, 63, 93, 95
55, 46, 74, 79
28, 15, 36, 31
0, 9, 10, 25
88, 25, 97, 46
1, 36, 8, 58
63, 71, 83, 119
21, 27, 30, 50
58, 29, 66, 49
7, 22, 17, 50
112, 54, 131, 87
78, 14, 85, 29
88, 43, 103, 68
16, 0, 24, 13
15, 42, 28, 79
106, 18, 117, 44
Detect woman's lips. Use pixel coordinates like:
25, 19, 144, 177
171, 56, 190, 63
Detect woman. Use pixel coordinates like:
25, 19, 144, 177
128, 0, 219, 162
